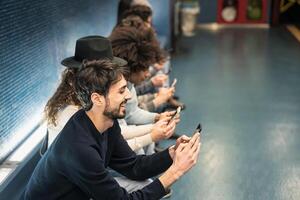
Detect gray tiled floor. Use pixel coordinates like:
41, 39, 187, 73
167, 27, 300, 200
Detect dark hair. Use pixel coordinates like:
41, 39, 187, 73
117, 0, 133, 24
45, 68, 80, 126
109, 26, 161, 73
122, 5, 152, 23
117, 15, 168, 64
74, 59, 128, 111
119, 15, 148, 30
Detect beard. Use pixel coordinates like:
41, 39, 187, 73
103, 100, 126, 119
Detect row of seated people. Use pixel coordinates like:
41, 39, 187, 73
21, 1, 201, 199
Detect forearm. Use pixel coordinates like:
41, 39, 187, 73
120, 149, 173, 180
158, 147, 182, 189
126, 134, 153, 151
139, 100, 156, 112
125, 107, 157, 125
120, 124, 153, 140
159, 166, 181, 189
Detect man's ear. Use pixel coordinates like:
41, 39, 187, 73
90, 92, 105, 106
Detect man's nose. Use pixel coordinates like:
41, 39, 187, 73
125, 87, 132, 100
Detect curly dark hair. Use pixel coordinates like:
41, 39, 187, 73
109, 26, 163, 73
45, 68, 80, 126
74, 59, 128, 111
122, 5, 152, 23
117, 15, 168, 64
117, 0, 133, 24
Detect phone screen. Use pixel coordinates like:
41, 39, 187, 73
171, 78, 177, 87
195, 123, 202, 133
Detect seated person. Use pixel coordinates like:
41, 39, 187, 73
22, 58, 201, 200
116, 14, 185, 111
46, 36, 176, 156
109, 25, 177, 125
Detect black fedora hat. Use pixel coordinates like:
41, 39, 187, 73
61, 35, 127, 68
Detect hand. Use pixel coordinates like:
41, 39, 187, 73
158, 110, 175, 122
153, 88, 174, 107
171, 132, 201, 177
158, 87, 174, 99
151, 119, 176, 142
151, 74, 168, 87
174, 135, 191, 149
169, 135, 191, 159
160, 132, 201, 189
153, 63, 165, 71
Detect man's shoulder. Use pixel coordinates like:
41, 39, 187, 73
54, 110, 95, 148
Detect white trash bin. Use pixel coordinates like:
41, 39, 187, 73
180, 2, 200, 36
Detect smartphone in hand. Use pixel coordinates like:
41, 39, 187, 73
195, 123, 202, 133
171, 78, 177, 87
181, 123, 202, 144
167, 106, 181, 125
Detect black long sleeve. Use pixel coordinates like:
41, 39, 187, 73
22, 109, 172, 200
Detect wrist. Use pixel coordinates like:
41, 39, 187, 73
150, 131, 159, 142
168, 145, 175, 160
159, 166, 180, 189
154, 114, 160, 122
153, 97, 163, 107
169, 165, 182, 179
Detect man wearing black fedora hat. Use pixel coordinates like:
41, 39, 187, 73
22, 37, 201, 199
43, 36, 176, 192
61, 35, 128, 68
41, 35, 161, 193
45, 35, 129, 147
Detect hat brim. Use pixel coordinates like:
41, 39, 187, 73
61, 56, 127, 68
112, 56, 128, 67
61, 56, 81, 68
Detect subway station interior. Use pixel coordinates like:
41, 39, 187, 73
0, 0, 300, 199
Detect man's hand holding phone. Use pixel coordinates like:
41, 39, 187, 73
169, 123, 202, 159
161, 131, 201, 188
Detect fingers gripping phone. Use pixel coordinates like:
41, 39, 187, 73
189, 123, 202, 142
167, 106, 181, 125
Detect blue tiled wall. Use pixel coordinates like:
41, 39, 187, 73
150, 0, 171, 48
0, 0, 119, 162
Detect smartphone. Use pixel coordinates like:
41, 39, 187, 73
181, 123, 202, 143
167, 106, 181, 125
195, 123, 202, 133
171, 78, 177, 87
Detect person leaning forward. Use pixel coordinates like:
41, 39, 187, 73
21, 36, 201, 200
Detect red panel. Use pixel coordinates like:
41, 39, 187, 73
217, 0, 268, 24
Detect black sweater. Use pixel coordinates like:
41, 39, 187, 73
22, 109, 172, 200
